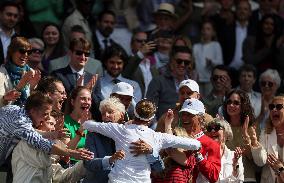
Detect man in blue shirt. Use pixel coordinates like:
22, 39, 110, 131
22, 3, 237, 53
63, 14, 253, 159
0, 92, 93, 182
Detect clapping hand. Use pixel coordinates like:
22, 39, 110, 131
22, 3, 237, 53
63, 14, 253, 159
86, 74, 98, 91
3, 89, 21, 102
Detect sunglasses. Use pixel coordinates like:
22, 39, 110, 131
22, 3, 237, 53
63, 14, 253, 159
227, 99, 241, 106
260, 81, 274, 88
31, 48, 44, 54
206, 124, 224, 132
74, 50, 90, 57
135, 38, 147, 43
268, 104, 284, 111
176, 59, 191, 66
18, 48, 32, 55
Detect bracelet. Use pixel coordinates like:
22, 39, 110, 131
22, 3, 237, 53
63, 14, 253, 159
75, 130, 84, 137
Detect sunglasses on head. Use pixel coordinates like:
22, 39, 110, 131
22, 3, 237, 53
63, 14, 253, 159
176, 59, 191, 66
260, 81, 274, 88
226, 99, 241, 106
74, 50, 90, 57
31, 48, 44, 54
18, 48, 32, 55
206, 123, 223, 132
268, 104, 284, 111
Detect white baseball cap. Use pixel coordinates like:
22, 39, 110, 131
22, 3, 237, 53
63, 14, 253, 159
111, 82, 134, 97
180, 98, 205, 115
179, 79, 199, 93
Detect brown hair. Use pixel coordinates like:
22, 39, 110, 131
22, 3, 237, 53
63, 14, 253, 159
25, 92, 53, 111
69, 37, 91, 51
223, 89, 255, 126
64, 86, 91, 114
135, 99, 156, 121
7, 37, 32, 61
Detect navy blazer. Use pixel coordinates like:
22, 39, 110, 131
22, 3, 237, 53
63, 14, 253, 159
51, 65, 94, 94
83, 132, 115, 183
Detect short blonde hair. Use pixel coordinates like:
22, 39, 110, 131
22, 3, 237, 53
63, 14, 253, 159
99, 97, 125, 114
206, 118, 233, 141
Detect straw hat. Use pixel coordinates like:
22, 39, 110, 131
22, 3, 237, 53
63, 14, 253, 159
153, 3, 178, 19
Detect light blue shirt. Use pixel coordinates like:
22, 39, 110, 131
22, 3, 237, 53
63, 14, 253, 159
94, 71, 142, 104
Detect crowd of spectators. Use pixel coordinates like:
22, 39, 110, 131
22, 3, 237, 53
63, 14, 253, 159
1, 0, 284, 183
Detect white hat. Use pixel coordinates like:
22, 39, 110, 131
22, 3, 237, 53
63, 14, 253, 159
179, 79, 199, 93
153, 3, 177, 19
180, 98, 205, 115
111, 82, 134, 97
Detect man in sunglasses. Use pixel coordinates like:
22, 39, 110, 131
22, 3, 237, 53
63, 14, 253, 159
203, 65, 232, 116
164, 98, 221, 183
51, 37, 97, 94
146, 46, 193, 120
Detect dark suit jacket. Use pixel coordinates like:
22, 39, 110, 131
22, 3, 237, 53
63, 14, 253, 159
92, 33, 126, 61
0, 34, 18, 65
123, 54, 159, 97
83, 132, 115, 183
51, 65, 94, 94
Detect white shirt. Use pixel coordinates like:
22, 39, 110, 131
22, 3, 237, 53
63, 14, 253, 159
0, 27, 15, 61
193, 41, 223, 82
230, 22, 248, 69
139, 58, 152, 96
218, 146, 244, 183
83, 121, 201, 183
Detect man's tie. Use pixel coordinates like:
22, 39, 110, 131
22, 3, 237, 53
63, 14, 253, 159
103, 39, 108, 50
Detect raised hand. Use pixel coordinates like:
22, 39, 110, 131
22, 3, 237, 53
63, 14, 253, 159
68, 148, 94, 160
140, 41, 156, 55
53, 128, 70, 139
109, 150, 126, 164
129, 139, 153, 156
267, 153, 284, 171
233, 147, 242, 163
86, 74, 98, 91
29, 69, 41, 89
3, 89, 21, 102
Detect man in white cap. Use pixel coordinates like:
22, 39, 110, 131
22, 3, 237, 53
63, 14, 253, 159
164, 98, 221, 183
110, 82, 134, 121
156, 79, 200, 132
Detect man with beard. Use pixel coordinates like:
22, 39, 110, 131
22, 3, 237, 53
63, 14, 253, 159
93, 45, 141, 121
202, 65, 232, 116
92, 10, 127, 60
0, 2, 20, 65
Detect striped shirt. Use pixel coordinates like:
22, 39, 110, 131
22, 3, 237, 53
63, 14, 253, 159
0, 105, 53, 165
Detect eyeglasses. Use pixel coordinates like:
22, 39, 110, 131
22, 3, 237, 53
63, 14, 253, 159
212, 75, 224, 81
74, 50, 90, 57
260, 81, 274, 88
226, 99, 241, 106
31, 48, 44, 54
206, 124, 224, 132
176, 59, 191, 66
18, 48, 32, 55
135, 38, 147, 43
268, 104, 284, 111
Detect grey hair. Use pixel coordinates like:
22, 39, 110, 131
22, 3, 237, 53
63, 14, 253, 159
99, 97, 125, 114
28, 38, 45, 48
259, 69, 281, 88
207, 118, 233, 141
